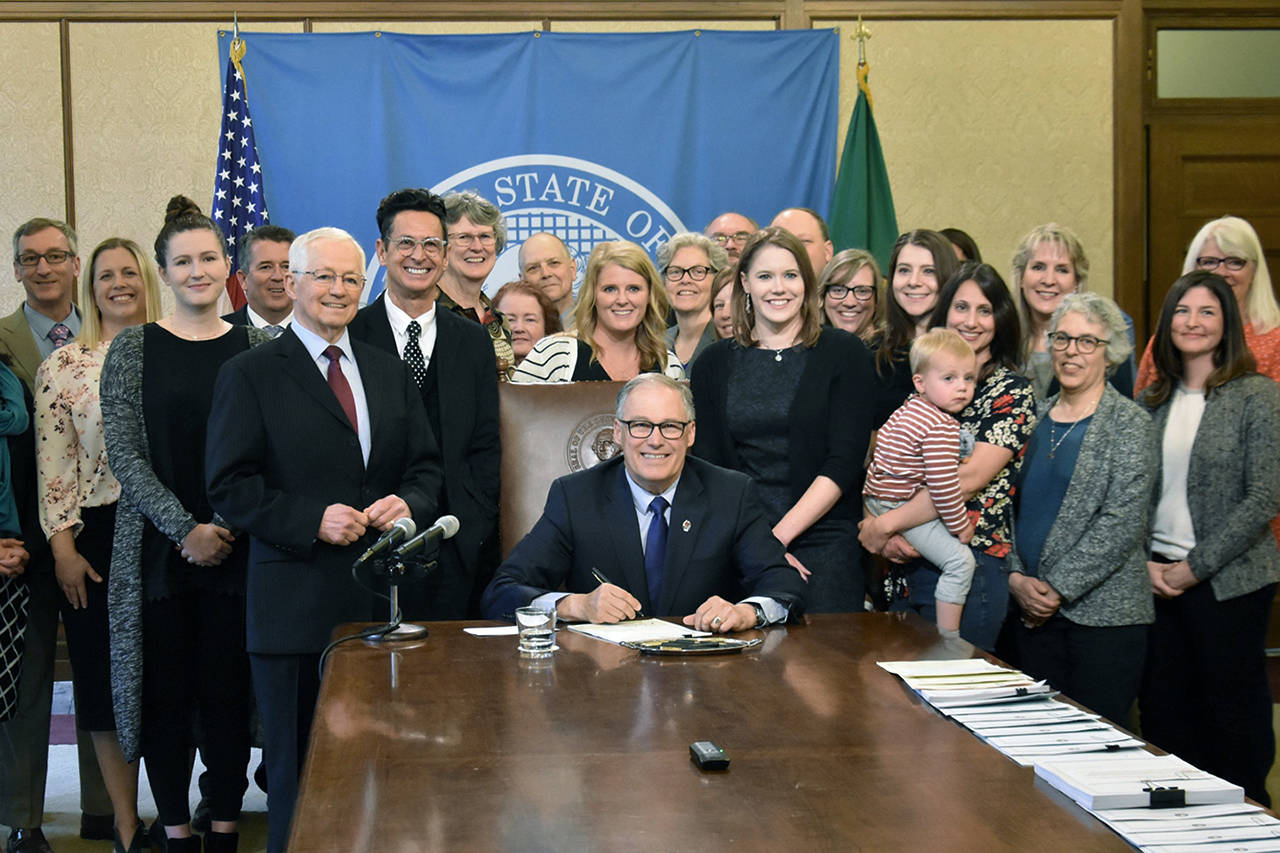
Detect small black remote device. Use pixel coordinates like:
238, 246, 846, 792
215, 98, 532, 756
689, 740, 729, 770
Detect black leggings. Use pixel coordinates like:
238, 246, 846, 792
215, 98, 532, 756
141, 588, 251, 825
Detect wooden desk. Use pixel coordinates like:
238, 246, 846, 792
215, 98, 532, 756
289, 613, 1132, 851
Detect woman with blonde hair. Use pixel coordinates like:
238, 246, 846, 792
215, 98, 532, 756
692, 227, 875, 612
1012, 222, 1136, 399
820, 248, 881, 344
511, 240, 683, 382
35, 237, 161, 851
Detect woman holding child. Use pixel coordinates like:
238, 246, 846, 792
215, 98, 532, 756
859, 262, 1035, 651
1006, 292, 1156, 725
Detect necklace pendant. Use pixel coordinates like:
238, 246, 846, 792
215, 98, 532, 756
774, 350, 783, 362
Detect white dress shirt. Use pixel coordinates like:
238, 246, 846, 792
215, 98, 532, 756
383, 296, 438, 369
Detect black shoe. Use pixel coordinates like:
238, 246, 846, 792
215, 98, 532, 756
82, 811, 116, 840
190, 796, 211, 834
149, 820, 167, 848
163, 837, 201, 853
114, 821, 149, 853
6, 828, 53, 853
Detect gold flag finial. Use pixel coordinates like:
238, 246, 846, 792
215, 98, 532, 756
854, 15, 872, 66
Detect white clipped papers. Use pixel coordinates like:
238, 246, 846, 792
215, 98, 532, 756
1033, 753, 1245, 811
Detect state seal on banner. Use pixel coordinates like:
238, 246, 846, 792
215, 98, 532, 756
433, 155, 687, 299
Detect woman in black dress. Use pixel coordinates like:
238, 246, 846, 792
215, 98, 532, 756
691, 227, 874, 612
102, 196, 269, 853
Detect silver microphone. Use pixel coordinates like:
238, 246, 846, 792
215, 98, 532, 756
393, 514, 460, 558
356, 517, 416, 564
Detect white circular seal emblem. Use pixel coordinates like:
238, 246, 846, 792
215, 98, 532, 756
565, 413, 621, 472
433, 154, 687, 298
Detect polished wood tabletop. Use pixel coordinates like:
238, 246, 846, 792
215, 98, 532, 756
289, 613, 1133, 852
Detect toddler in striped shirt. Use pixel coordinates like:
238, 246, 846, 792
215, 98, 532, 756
864, 329, 977, 632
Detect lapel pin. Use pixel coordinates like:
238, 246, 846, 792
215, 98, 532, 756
682, 520, 691, 533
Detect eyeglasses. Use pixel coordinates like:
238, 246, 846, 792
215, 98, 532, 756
710, 231, 753, 247
16, 250, 73, 268
298, 269, 365, 290
1196, 255, 1249, 272
665, 265, 713, 282
391, 236, 447, 258
1047, 331, 1105, 354
450, 232, 496, 248
619, 419, 692, 440
825, 284, 874, 302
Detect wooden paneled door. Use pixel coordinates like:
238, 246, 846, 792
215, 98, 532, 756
1147, 117, 1280, 330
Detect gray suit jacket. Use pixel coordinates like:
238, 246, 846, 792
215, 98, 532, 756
1009, 385, 1157, 627
1147, 373, 1280, 601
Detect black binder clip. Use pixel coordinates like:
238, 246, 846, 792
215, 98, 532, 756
1143, 785, 1187, 808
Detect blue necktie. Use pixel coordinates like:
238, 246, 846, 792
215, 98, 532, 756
644, 496, 669, 607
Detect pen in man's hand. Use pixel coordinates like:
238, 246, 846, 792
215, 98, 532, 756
590, 566, 645, 619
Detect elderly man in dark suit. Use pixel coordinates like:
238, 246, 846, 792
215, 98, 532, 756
206, 226, 442, 853
349, 188, 500, 620
483, 374, 806, 631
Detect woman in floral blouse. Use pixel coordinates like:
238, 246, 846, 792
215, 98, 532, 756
35, 237, 160, 852
860, 262, 1037, 651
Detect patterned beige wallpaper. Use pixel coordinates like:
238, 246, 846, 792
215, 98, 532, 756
68, 22, 302, 301
831, 18, 1114, 297
0, 22, 67, 312
313, 21, 541, 33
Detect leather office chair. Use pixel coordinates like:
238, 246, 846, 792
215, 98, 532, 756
498, 381, 626, 558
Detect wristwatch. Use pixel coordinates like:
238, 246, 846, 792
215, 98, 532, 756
747, 601, 767, 628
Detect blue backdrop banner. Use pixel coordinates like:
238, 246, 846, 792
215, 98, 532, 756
217, 29, 838, 299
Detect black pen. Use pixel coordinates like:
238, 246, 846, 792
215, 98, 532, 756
590, 566, 646, 619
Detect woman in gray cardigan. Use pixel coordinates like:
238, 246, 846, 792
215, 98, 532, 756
1139, 271, 1280, 808
1008, 293, 1156, 725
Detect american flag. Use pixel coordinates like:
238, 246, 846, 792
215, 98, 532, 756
211, 37, 269, 310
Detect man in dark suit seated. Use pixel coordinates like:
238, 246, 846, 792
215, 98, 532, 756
483, 374, 806, 632
205, 226, 442, 853
221, 224, 296, 335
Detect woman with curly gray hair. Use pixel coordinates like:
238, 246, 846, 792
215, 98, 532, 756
656, 232, 728, 369
1007, 291, 1156, 725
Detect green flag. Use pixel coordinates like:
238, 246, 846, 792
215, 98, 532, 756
829, 62, 898, 274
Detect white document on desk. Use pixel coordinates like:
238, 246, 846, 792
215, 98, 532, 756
567, 619, 711, 645
1034, 753, 1244, 810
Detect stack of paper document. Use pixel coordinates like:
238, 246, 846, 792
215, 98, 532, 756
1034, 753, 1245, 811
567, 618, 710, 645
877, 659, 1143, 766
1092, 803, 1280, 851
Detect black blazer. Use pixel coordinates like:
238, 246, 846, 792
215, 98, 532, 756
205, 328, 443, 654
689, 328, 874, 525
347, 295, 500, 577
482, 455, 807, 620
221, 305, 251, 326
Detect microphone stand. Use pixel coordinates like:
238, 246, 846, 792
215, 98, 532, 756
365, 540, 439, 643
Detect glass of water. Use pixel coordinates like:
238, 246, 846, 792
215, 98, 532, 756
515, 605, 555, 658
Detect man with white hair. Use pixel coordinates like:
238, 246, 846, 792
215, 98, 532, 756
206, 227, 442, 853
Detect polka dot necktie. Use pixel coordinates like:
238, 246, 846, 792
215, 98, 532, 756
404, 320, 427, 389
